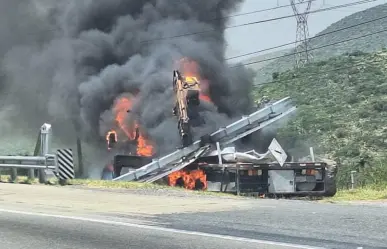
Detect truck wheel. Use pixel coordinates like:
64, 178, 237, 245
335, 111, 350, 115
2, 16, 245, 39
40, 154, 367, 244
324, 169, 337, 197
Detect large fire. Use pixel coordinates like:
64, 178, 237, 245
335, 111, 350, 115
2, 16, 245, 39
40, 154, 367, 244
168, 169, 207, 190
105, 58, 211, 190
106, 96, 154, 157
178, 57, 212, 103
164, 58, 212, 189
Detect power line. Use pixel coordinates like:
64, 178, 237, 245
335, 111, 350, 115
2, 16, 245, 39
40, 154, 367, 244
229, 27, 387, 68
215, 0, 320, 21
226, 14, 387, 60
140, 0, 377, 44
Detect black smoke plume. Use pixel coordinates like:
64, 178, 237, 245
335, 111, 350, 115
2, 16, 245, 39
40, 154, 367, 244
1, 0, 255, 170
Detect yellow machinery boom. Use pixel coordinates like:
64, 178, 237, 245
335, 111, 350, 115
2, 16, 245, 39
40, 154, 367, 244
172, 70, 201, 147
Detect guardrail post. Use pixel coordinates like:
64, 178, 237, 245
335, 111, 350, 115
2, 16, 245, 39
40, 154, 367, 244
309, 147, 315, 162
10, 168, 18, 182
350, 170, 357, 190
38, 170, 46, 183
39, 123, 52, 183
28, 169, 35, 181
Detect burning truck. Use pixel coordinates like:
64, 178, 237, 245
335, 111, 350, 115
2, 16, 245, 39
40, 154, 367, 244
101, 58, 210, 186
102, 57, 207, 157
101, 58, 337, 197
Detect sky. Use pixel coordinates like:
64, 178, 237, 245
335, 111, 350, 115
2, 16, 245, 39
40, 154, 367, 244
225, 0, 387, 62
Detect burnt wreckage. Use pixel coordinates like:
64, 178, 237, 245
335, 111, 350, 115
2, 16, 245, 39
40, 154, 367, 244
108, 71, 337, 197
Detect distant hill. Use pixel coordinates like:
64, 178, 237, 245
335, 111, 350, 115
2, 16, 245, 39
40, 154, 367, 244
254, 49, 387, 188
254, 3, 387, 84
239, 48, 292, 71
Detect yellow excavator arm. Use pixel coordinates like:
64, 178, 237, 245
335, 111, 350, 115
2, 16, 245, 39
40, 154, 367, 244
172, 70, 201, 147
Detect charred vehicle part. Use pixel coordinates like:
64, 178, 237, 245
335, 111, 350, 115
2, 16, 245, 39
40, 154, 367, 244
172, 70, 201, 147
113, 97, 297, 182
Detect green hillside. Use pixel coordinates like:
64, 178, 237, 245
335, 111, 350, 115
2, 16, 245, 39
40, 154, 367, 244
255, 3, 387, 84
254, 49, 387, 188
241, 48, 292, 71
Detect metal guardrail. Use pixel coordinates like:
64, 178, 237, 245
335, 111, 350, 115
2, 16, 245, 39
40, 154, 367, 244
0, 155, 56, 169
0, 154, 57, 182
0, 123, 74, 184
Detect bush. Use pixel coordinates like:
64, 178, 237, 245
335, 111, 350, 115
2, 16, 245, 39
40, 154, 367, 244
272, 72, 279, 80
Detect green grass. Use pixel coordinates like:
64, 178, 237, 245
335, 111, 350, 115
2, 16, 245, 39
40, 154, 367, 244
68, 178, 235, 197
68, 178, 168, 189
0, 175, 39, 184
1, 174, 386, 201
324, 185, 387, 202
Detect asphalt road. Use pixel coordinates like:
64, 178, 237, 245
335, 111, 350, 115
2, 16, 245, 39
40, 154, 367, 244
0, 184, 386, 249
148, 200, 387, 249
0, 209, 318, 249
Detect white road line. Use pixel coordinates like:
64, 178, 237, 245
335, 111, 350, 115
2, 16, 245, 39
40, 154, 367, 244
0, 208, 325, 249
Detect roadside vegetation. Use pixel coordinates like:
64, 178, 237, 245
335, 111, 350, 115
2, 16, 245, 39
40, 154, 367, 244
326, 185, 387, 202
1, 173, 385, 201
254, 49, 387, 195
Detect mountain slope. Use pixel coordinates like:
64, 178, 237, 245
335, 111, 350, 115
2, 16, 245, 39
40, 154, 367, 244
240, 48, 292, 71
254, 49, 387, 188
255, 3, 387, 84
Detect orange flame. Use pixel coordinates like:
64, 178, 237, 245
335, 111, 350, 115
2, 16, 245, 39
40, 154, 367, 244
106, 130, 117, 150
107, 96, 154, 157
113, 97, 135, 139
168, 169, 207, 190
134, 123, 154, 157
178, 57, 212, 102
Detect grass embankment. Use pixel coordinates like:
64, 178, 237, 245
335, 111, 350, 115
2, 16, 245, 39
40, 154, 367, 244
0, 175, 158, 189
326, 185, 387, 202
68, 179, 233, 197
0, 175, 39, 184
69, 178, 166, 189
0, 175, 232, 197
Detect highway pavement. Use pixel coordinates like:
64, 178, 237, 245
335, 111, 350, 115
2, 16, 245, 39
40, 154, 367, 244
150, 200, 387, 249
0, 209, 303, 249
0, 184, 386, 249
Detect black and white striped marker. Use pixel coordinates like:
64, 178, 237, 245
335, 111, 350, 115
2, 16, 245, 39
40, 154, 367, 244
56, 149, 75, 180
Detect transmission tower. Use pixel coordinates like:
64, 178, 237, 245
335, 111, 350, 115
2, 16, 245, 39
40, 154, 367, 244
290, 0, 313, 67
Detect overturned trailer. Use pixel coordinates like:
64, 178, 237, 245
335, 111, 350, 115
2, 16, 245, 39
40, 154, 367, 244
110, 96, 337, 197
190, 143, 337, 197
112, 140, 337, 197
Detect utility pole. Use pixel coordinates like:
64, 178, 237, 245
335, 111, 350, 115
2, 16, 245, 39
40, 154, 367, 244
290, 0, 313, 67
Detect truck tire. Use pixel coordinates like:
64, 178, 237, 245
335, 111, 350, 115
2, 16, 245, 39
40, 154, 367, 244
318, 158, 338, 197
324, 169, 337, 197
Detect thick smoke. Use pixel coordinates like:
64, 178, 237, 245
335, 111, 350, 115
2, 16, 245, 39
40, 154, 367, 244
1, 0, 255, 163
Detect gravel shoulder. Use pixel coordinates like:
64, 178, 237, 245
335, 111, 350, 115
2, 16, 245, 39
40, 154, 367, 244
0, 183, 253, 216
